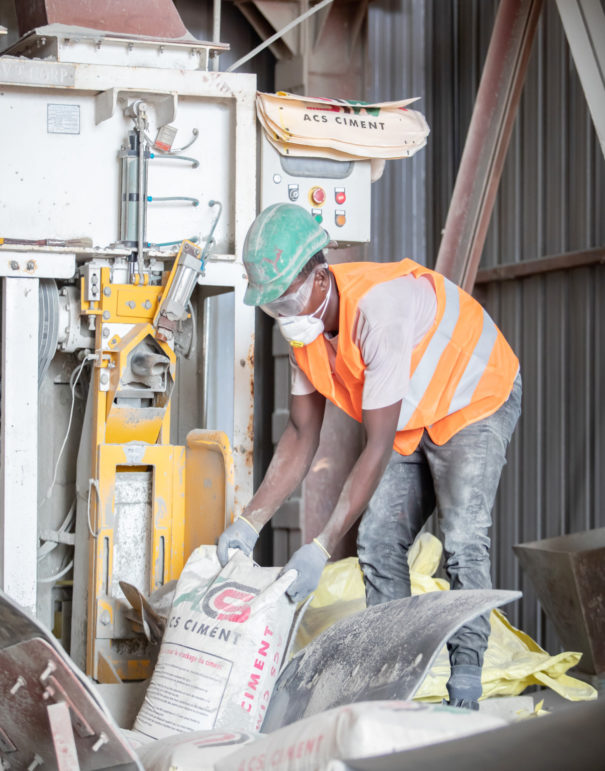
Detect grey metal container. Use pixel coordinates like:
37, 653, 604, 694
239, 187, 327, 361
513, 528, 605, 674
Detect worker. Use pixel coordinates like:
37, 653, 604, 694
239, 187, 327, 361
217, 203, 521, 710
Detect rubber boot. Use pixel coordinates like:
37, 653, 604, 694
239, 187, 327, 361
444, 664, 482, 711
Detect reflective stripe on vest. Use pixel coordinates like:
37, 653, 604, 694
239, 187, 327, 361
398, 277, 460, 429
449, 308, 499, 415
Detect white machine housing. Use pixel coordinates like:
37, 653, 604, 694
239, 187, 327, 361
260, 134, 372, 244
0, 29, 256, 630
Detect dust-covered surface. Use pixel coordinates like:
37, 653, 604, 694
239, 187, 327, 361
0, 591, 143, 769
262, 589, 521, 731
219, 700, 509, 771
113, 471, 152, 600
133, 547, 299, 740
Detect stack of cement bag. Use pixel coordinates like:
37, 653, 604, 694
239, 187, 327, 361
256, 90, 430, 161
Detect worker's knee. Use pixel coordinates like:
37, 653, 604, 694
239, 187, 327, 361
358, 544, 412, 606
443, 539, 492, 591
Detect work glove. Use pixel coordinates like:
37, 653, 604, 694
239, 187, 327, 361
216, 516, 259, 566
280, 540, 330, 603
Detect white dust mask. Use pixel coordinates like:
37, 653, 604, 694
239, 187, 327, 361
277, 276, 332, 348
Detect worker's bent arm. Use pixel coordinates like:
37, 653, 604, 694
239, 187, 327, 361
242, 390, 326, 531
317, 400, 401, 555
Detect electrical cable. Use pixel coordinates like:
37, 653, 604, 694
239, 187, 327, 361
37, 559, 74, 584
143, 128, 199, 154
148, 237, 199, 248
40, 354, 96, 507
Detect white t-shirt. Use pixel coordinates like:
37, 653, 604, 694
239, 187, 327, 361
290, 273, 437, 410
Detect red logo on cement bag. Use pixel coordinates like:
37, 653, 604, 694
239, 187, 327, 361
202, 582, 258, 623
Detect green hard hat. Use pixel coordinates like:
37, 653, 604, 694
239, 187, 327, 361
242, 203, 329, 306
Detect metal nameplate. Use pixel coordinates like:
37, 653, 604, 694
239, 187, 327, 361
0, 59, 75, 88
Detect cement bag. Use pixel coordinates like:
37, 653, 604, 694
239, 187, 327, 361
133, 547, 297, 739
257, 91, 430, 161
216, 701, 507, 771
136, 729, 259, 771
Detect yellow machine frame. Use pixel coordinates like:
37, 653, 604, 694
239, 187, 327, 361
80, 247, 234, 681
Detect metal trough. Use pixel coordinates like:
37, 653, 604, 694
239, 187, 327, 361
513, 528, 605, 674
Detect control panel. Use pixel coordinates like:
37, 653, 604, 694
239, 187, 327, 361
260, 135, 372, 244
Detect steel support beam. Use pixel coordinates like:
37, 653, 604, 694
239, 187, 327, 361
434, 0, 543, 291
556, 0, 605, 159
47, 702, 81, 771
0, 277, 39, 614
475, 247, 605, 284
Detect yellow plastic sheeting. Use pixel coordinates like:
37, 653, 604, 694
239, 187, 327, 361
294, 534, 597, 702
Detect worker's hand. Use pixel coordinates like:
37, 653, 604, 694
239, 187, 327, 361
280, 541, 329, 603
216, 516, 260, 566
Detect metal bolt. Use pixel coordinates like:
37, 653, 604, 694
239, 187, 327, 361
92, 733, 108, 752
10, 261, 19, 271
103, 311, 110, 320
40, 661, 56, 681
100, 372, 109, 386
111, 338, 119, 346
27, 754, 43, 771
59, 287, 67, 296
102, 328, 110, 338
103, 287, 111, 296
42, 686, 55, 701
10, 675, 26, 695
127, 300, 135, 309
26, 261, 35, 271
143, 300, 152, 309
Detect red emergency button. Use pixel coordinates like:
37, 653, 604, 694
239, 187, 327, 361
309, 186, 326, 206
335, 210, 346, 228
335, 187, 346, 205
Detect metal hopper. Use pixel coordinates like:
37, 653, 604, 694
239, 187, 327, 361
513, 528, 605, 674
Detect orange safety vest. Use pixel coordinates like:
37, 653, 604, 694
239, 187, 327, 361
294, 259, 519, 455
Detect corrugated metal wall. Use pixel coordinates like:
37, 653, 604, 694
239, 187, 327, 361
367, 0, 428, 264
418, 0, 604, 653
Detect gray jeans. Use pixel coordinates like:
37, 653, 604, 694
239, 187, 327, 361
357, 374, 522, 670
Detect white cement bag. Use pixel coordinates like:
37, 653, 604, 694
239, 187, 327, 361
121, 728, 154, 751
133, 547, 297, 740
216, 701, 508, 771
136, 729, 259, 771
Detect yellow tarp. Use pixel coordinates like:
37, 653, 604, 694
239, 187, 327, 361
294, 533, 597, 703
